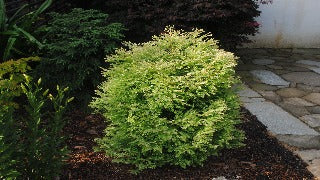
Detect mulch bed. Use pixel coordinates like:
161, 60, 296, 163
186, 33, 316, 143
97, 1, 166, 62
61, 108, 314, 179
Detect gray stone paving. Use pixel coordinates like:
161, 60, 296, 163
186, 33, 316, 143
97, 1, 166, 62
283, 97, 315, 107
237, 48, 320, 179
300, 115, 320, 128
250, 70, 290, 86
282, 72, 320, 86
296, 60, 320, 68
276, 88, 307, 98
304, 93, 320, 105
309, 67, 320, 74
237, 49, 320, 134
243, 101, 318, 136
295, 149, 320, 178
252, 59, 275, 65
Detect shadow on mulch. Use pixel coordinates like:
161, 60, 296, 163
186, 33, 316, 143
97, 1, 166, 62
61, 108, 314, 180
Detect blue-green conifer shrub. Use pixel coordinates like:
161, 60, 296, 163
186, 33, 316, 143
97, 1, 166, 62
91, 27, 244, 172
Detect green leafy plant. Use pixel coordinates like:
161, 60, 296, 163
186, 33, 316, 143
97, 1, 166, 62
0, 92, 19, 179
35, 8, 125, 108
0, 74, 72, 179
0, 57, 40, 108
0, 57, 37, 179
91, 27, 245, 172
0, 0, 52, 61
19, 76, 73, 179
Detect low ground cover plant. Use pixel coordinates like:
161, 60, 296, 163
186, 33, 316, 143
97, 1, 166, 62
91, 27, 244, 172
35, 8, 125, 108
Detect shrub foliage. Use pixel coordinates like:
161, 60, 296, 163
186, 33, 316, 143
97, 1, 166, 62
89, 0, 260, 49
0, 57, 40, 107
91, 27, 244, 172
35, 8, 125, 107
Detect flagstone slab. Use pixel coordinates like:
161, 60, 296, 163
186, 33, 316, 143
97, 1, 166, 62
240, 97, 265, 103
300, 114, 320, 128
277, 135, 320, 149
259, 91, 281, 103
252, 59, 275, 65
295, 149, 320, 162
249, 83, 279, 91
276, 88, 307, 98
282, 72, 320, 86
307, 106, 320, 114
292, 49, 320, 55
243, 101, 318, 135
297, 84, 320, 93
283, 98, 315, 107
273, 70, 291, 75
296, 60, 320, 68
308, 67, 320, 75
251, 70, 290, 87
237, 85, 261, 98
304, 93, 320, 105
284, 66, 311, 72
307, 159, 320, 178
295, 63, 320, 74
267, 65, 283, 70
278, 103, 310, 117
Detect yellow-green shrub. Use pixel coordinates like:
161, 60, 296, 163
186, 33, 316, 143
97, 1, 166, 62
0, 57, 40, 107
91, 27, 244, 172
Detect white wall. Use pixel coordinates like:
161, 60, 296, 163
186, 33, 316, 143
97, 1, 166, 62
246, 0, 320, 48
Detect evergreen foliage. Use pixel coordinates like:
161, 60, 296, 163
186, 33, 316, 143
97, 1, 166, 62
35, 8, 125, 108
91, 27, 244, 172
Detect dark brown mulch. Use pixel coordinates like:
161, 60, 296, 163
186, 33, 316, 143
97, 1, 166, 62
61, 108, 314, 179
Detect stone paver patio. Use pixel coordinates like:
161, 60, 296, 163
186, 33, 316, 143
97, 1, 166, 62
236, 48, 320, 179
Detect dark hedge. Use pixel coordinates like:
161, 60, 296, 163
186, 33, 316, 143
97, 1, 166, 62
74, 0, 261, 50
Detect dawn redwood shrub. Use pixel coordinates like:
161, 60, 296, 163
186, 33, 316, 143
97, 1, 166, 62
35, 8, 125, 108
91, 27, 244, 172
92, 0, 260, 49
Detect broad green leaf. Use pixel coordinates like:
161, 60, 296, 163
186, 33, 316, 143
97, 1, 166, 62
8, 3, 29, 25
3, 37, 16, 61
0, 0, 6, 31
33, 0, 52, 17
13, 25, 43, 48
0, 30, 19, 36
22, 0, 52, 30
